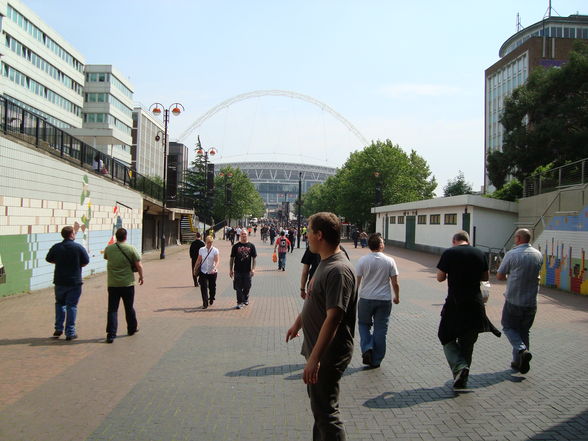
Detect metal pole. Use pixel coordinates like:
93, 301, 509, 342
297, 172, 302, 248
160, 109, 169, 259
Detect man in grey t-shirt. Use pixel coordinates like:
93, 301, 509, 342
497, 228, 543, 374
286, 212, 356, 441
356, 233, 399, 368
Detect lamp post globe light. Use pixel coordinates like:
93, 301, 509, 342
150, 102, 184, 259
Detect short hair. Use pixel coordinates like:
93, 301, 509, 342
195, 232, 201, 239
308, 212, 341, 246
368, 233, 383, 251
280, 231, 285, 236
452, 230, 470, 243
115, 228, 127, 242
515, 228, 531, 243
205, 236, 214, 244
61, 226, 74, 239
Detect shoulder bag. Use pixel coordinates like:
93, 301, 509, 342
116, 243, 138, 272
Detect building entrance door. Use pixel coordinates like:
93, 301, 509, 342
405, 216, 416, 249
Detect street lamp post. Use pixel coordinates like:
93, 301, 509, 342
219, 170, 233, 233
195, 136, 217, 232
297, 171, 302, 248
150, 102, 184, 259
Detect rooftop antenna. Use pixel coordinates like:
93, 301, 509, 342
516, 12, 523, 32
544, 0, 560, 19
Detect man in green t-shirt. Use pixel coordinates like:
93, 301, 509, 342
103, 228, 144, 344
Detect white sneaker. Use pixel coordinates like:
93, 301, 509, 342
244, 301, 249, 306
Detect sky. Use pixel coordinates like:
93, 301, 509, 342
22, 0, 588, 194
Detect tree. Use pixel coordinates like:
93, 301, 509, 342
487, 42, 588, 188
302, 139, 437, 228
211, 166, 265, 223
443, 171, 473, 197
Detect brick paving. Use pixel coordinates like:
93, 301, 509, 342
0, 236, 587, 440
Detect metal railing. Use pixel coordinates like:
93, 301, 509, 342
523, 158, 588, 197
0, 96, 194, 210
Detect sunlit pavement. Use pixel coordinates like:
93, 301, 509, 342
0, 235, 587, 441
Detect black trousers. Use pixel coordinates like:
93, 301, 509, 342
307, 363, 347, 441
106, 286, 137, 338
191, 259, 199, 287
198, 272, 217, 307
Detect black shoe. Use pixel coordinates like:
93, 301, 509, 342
202, 305, 208, 310
362, 349, 373, 366
106, 336, 114, 343
282, 268, 285, 271
518, 350, 532, 374
52, 330, 62, 338
510, 361, 520, 372
128, 328, 139, 336
209, 299, 214, 305
453, 368, 469, 389
65, 334, 78, 341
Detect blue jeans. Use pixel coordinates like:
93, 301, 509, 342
502, 300, 536, 363
278, 252, 287, 270
54, 284, 83, 337
358, 298, 392, 366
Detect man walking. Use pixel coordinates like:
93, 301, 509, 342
497, 228, 543, 374
46, 226, 90, 340
104, 228, 144, 343
436, 231, 500, 388
189, 232, 205, 287
230, 230, 257, 309
356, 233, 400, 368
286, 212, 357, 440
194, 236, 220, 309
274, 231, 291, 271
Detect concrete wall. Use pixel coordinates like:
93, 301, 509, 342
0, 136, 143, 297
472, 206, 517, 251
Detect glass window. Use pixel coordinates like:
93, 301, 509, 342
397, 216, 404, 224
417, 215, 427, 224
430, 214, 440, 225
444, 213, 457, 225
389, 216, 396, 224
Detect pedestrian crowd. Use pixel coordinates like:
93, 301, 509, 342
46, 213, 543, 441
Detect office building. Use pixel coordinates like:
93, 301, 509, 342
0, 0, 85, 128
132, 106, 165, 179
484, 13, 588, 191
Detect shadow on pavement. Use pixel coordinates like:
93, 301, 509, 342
363, 369, 523, 408
284, 365, 367, 381
226, 363, 305, 377
156, 285, 195, 289
528, 408, 588, 440
0, 337, 104, 346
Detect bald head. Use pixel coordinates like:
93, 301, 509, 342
514, 228, 531, 244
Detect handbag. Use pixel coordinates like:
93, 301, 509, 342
194, 248, 213, 275
272, 252, 277, 263
480, 281, 491, 303
116, 243, 137, 272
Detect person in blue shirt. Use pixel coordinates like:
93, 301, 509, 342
45, 226, 90, 341
497, 228, 543, 374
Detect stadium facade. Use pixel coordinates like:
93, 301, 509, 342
216, 161, 337, 214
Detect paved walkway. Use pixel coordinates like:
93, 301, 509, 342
0, 236, 587, 441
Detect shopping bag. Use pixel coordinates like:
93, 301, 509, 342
272, 252, 277, 263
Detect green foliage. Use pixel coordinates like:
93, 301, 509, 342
212, 166, 265, 222
302, 139, 437, 226
487, 42, 588, 188
486, 179, 523, 202
443, 171, 473, 197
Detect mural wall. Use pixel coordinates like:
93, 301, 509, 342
535, 204, 588, 295
0, 137, 143, 297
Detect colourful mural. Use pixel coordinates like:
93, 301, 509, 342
538, 204, 588, 295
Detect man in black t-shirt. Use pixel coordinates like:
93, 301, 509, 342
436, 230, 500, 389
189, 233, 205, 287
230, 230, 257, 309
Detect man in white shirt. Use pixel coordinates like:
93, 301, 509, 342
356, 233, 400, 368
193, 236, 220, 309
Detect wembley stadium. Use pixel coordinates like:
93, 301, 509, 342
215, 161, 337, 213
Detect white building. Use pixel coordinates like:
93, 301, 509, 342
0, 0, 85, 128
373, 195, 518, 255
131, 106, 164, 179
67, 65, 134, 165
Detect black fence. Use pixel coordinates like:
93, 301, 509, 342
1, 96, 194, 210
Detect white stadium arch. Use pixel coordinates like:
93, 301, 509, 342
177, 89, 369, 146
